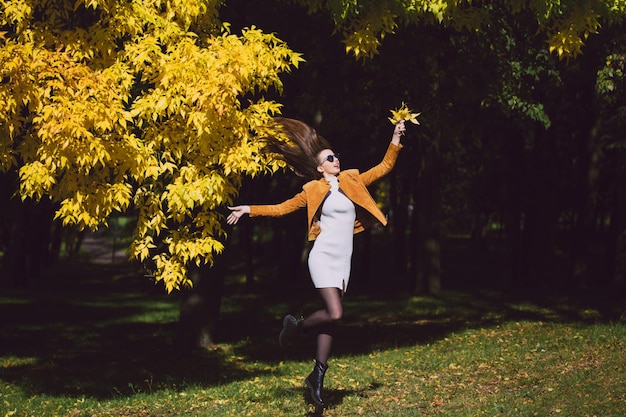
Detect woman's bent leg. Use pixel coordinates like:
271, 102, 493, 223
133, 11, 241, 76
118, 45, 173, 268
301, 287, 343, 329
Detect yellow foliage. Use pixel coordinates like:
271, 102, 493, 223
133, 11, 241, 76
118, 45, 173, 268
545, 7, 602, 59
1, 0, 303, 292
295, 0, 621, 60
342, 5, 398, 59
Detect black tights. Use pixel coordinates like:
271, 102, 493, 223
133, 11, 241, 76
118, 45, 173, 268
301, 287, 343, 365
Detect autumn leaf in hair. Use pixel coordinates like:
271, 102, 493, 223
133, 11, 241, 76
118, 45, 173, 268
388, 102, 421, 125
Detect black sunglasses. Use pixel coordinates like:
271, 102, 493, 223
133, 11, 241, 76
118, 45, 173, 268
320, 153, 340, 165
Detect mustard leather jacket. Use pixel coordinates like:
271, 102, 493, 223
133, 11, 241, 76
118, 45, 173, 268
250, 143, 403, 241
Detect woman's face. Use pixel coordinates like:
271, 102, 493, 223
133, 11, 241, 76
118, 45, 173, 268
317, 149, 341, 178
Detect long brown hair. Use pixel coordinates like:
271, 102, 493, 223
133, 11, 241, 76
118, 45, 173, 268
262, 117, 331, 180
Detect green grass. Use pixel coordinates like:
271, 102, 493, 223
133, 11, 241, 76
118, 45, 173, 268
1, 262, 625, 416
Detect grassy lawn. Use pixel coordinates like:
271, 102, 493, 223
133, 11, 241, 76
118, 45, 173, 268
1, 261, 625, 417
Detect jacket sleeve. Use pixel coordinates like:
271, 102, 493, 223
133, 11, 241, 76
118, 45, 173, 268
249, 190, 307, 218
358, 143, 403, 187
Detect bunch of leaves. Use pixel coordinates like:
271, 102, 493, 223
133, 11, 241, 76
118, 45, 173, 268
388, 102, 421, 125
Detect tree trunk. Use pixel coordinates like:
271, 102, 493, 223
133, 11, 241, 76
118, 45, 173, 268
569, 121, 603, 288
521, 127, 559, 289
2, 195, 55, 287
177, 242, 229, 350
411, 131, 442, 295
277, 214, 307, 288
408, 173, 422, 293
242, 220, 255, 290
606, 182, 622, 286
503, 130, 525, 292
390, 170, 409, 278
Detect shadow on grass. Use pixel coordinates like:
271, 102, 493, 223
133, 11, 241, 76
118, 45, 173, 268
1, 260, 624, 402
272, 382, 382, 416
0, 262, 272, 399
221, 279, 626, 364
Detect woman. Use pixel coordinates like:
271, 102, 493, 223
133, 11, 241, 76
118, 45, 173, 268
227, 117, 406, 408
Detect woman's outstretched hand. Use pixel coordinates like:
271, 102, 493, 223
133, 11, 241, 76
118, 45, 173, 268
227, 205, 250, 225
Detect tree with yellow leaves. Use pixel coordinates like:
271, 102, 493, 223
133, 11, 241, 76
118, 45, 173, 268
0, 0, 303, 292
292, 0, 625, 60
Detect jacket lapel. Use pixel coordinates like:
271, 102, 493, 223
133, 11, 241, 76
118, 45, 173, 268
304, 179, 331, 226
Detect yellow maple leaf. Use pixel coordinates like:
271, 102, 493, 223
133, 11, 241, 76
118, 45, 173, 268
388, 102, 421, 125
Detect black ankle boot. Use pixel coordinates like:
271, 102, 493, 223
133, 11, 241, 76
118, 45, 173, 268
305, 360, 328, 407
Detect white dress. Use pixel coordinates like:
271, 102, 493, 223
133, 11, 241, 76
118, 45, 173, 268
307, 176, 357, 293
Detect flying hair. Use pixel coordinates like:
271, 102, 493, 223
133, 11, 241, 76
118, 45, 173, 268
262, 117, 332, 180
